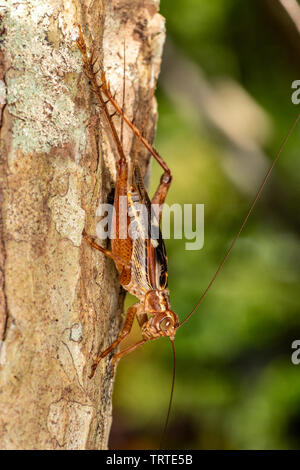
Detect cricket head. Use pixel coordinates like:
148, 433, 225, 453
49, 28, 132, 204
142, 290, 179, 341
141, 310, 178, 341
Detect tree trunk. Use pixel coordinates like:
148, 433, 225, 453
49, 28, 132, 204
0, 0, 165, 450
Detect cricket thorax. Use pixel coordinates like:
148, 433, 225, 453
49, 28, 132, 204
144, 289, 171, 313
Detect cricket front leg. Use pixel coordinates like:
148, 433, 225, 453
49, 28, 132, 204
109, 308, 152, 365
89, 303, 139, 378
110, 312, 155, 365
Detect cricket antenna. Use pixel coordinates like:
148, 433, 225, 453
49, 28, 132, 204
179, 113, 300, 328
159, 339, 176, 449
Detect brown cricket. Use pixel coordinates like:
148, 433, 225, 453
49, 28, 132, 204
76, 25, 300, 436
77, 26, 178, 375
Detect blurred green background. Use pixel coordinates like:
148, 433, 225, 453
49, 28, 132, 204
110, 0, 300, 449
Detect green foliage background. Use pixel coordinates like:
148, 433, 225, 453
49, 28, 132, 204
110, 0, 300, 449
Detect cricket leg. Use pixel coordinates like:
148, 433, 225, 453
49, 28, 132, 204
100, 73, 172, 221
89, 303, 138, 378
82, 229, 130, 268
151, 173, 173, 224
111, 339, 147, 366
77, 26, 127, 166
100, 73, 172, 178
109, 311, 153, 365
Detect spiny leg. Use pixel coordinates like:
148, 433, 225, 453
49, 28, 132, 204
109, 312, 152, 365
77, 26, 172, 194
100, 73, 172, 219
131, 86, 155, 164
130, 92, 172, 223
89, 304, 138, 378
100, 74, 172, 180
76, 25, 127, 166
77, 27, 172, 218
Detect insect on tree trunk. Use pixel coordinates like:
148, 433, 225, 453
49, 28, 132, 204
0, 0, 165, 450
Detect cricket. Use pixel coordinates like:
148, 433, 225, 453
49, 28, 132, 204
1, 0, 300, 453
76, 22, 300, 447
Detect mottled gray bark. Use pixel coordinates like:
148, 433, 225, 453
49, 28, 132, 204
0, 0, 165, 450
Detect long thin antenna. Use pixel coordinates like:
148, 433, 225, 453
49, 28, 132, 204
160, 339, 176, 449
179, 113, 300, 328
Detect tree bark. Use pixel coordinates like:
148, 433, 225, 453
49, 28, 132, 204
0, 0, 165, 450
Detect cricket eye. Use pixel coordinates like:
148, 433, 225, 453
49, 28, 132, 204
160, 317, 171, 332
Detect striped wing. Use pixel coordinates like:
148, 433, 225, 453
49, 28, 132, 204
128, 163, 168, 293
